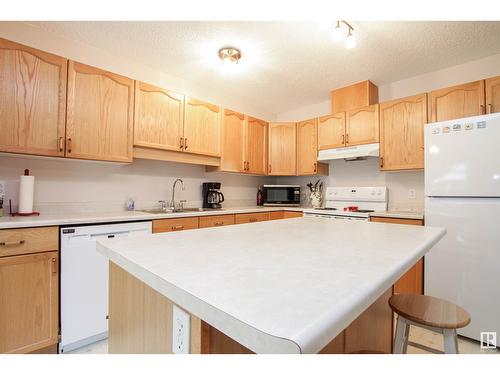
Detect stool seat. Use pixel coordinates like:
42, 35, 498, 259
389, 294, 471, 329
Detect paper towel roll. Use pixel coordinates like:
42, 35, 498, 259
18, 175, 35, 214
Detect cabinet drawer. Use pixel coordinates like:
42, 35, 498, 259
0, 227, 59, 257
199, 214, 235, 228
152, 217, 199, 233
269, 211, 285, 220
234, 212, 270, 224
370, 217, 423, 226
283, 211, 303, 219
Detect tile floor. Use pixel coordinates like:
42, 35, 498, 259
65, 326, 499, 354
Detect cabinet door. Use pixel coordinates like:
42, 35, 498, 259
220, 109, 245, 172
346, 104, 379, 146
0, 38, 67, 157
318, 113, 345, 150
430, 80, 485, 122
486, 76, 500, 114
297, 118, 318, 175
0, 252, 58, 354
183, 98, 221, 157
268, 122, 297, 176
246, 116, 268, 175
379, 93, 427, 171
152, 217, 199, 233
66, 61, 134, 162
134, 81, 184, 152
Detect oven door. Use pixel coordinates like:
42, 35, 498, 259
263, 185, 300, 206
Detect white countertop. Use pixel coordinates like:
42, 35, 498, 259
0, 206, 303, 229
97, 217, 445, 354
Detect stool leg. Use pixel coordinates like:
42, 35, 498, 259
393, 316, 409, 354
443, 329, 459, 354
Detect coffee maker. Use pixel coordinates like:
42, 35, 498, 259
202, 182, 224, 209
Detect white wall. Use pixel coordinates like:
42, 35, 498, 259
276, 52, 500, 210
0, 155, 273, 214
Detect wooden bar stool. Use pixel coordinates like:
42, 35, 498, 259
389, 294, 471, 354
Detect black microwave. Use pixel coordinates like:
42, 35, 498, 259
262, 185, 301, 206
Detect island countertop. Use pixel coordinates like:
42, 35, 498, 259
97, 217, 445, 354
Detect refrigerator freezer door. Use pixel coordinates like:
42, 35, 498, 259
425, 113, 500, 197
425, 197, 500, 343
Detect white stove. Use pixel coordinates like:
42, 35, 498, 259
304, 187, 388, 221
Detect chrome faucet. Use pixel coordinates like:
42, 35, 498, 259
170, 178, 185, 210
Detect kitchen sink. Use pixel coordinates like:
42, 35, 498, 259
138, 207, 223, 214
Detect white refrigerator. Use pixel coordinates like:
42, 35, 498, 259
425, 112, 500, 345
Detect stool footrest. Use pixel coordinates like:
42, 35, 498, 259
407, 341, 444, 354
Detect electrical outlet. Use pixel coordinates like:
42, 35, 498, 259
172, 305, 190, 354
408, 189, 416, 200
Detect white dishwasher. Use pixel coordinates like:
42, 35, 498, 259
60, 221, 152, 353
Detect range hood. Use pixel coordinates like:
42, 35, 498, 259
317, 143, 380, 161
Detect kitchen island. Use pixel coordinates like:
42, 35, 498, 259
97, 217, 445, 354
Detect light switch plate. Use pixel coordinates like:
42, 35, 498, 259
172, 305, 190, 354
408, 189, 416, 200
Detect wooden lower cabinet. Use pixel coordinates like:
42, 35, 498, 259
370, 216, 424, 295
0, 251, 59, 354
199, 214, 235, 228
269, 211, 303, 220
234, 212, 270, 224
152, 217, 199, 233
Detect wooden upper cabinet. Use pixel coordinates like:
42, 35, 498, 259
346, 104, 379, 146
268, 122, 297, 176
0, 252, 59, 354
183, 98, 221, 157
246, 116, 268, 175
0, 38, 67, 157
297, 118, 318, 175
331, 80, 378, 113
134, 81, 184, 152
318, 112, 345, 150
429, 80, 485, 122
379, 93, 427, 171
66, 61, 134, 162
486, 76, 500, 114
221, 109, 245, 172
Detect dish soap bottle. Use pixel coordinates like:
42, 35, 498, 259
256, 186, 264, 206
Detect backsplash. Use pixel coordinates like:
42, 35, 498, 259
0, 155, 274, 214
277, 158, 424, 211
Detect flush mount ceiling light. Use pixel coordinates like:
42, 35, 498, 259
218, 47, 242, 64
321, 20, 357, 49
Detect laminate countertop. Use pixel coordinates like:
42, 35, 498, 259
0, 206, 304, 229
97, 217, 445, 354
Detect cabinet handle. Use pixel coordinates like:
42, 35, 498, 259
214, 221, 224, 226
52, 257, 57, 274
346, 134, 349, 144
488, 103, 493, 113
0, 240, 25, 246
313, 162, 317, 173
249, 218, 258, 222
67, 138, 72, 153
184, 138, 188, 150
58, 137, 64, 152
268, 164, 272, 174
180, 137, 184, 150
341, 134, 345, 144
380, 157, 384, 168
480, 104, 485, 114
171, 225, 184, 231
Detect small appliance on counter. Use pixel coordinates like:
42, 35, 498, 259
10, 169, 39, 217
262, 185, 301, 207
202, 182, 224, 209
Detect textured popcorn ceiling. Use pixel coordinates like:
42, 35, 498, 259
29, 21, 500, 116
